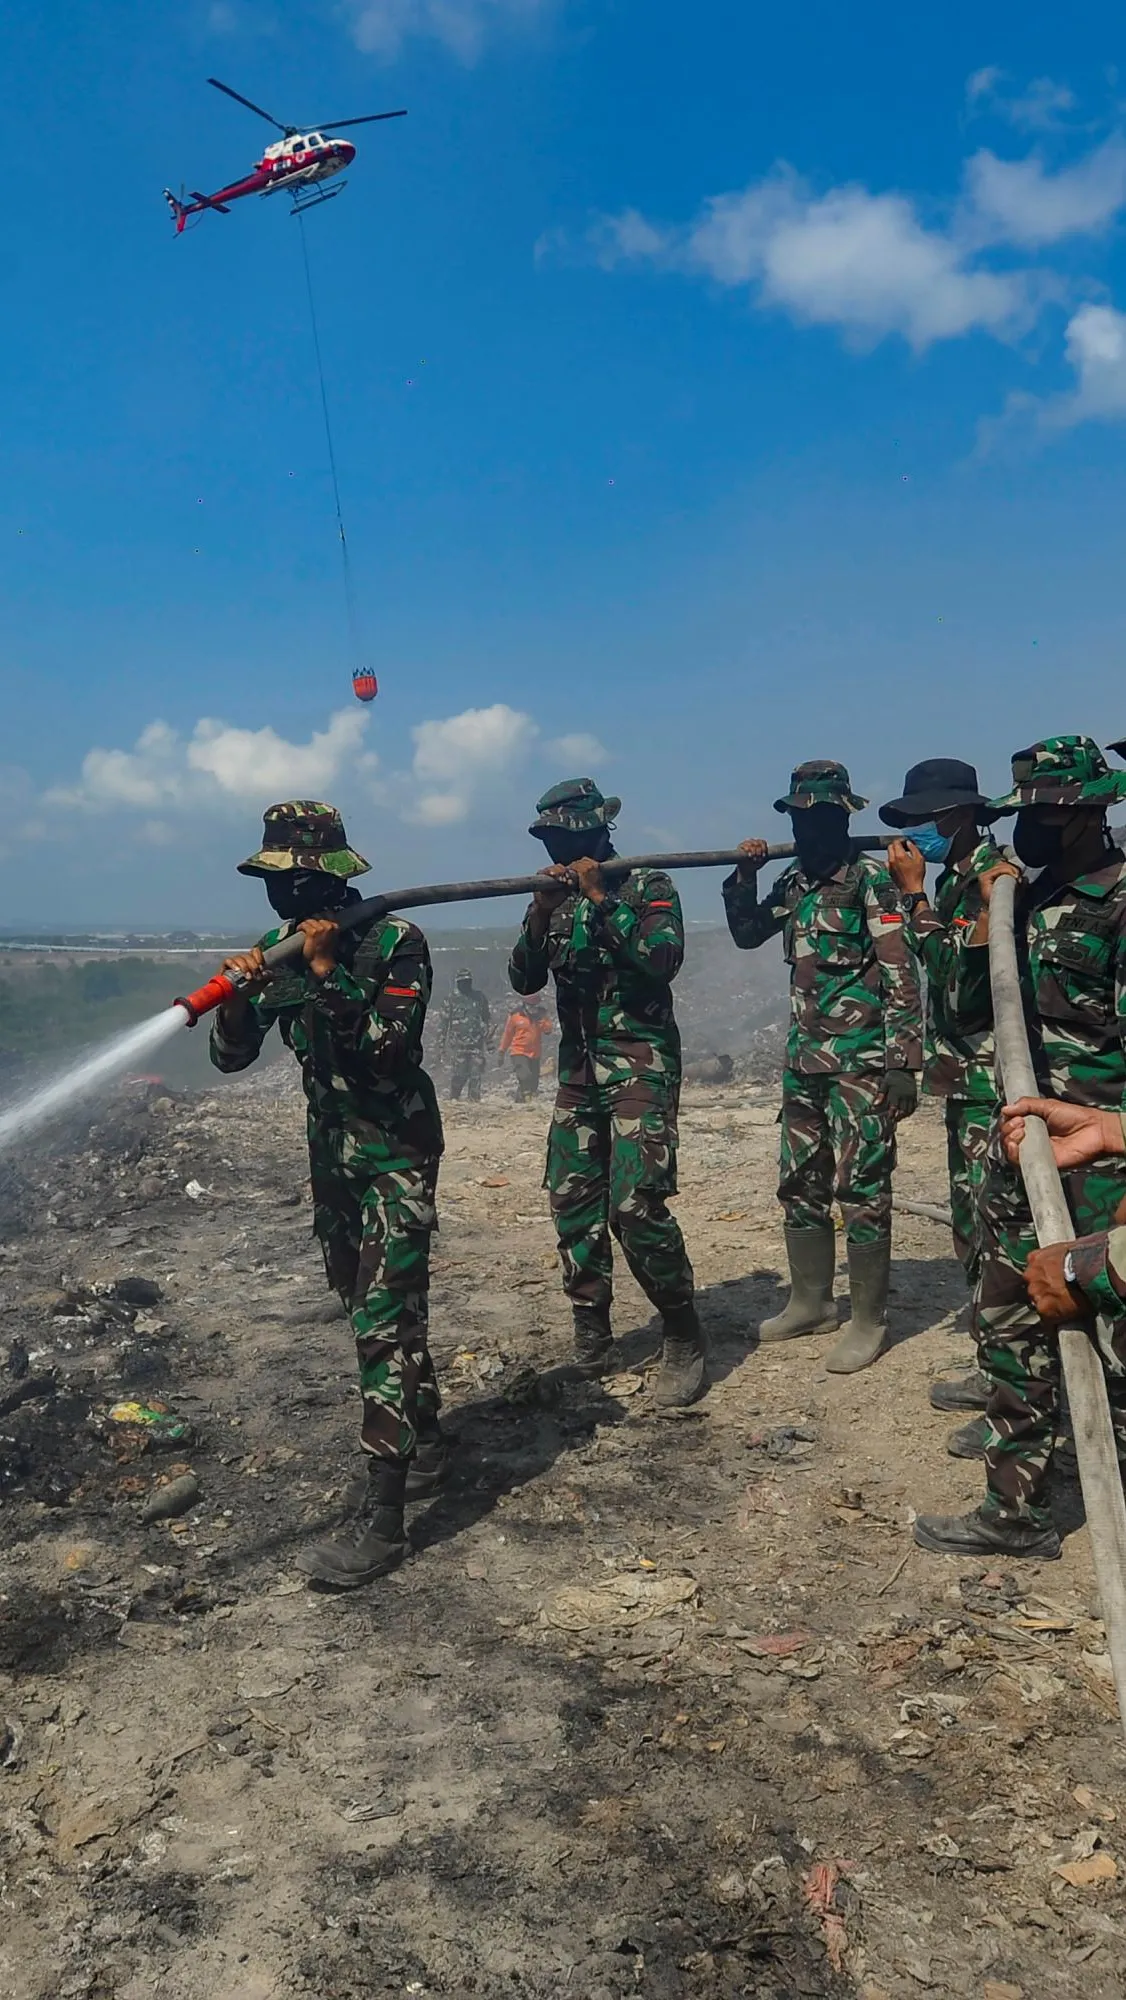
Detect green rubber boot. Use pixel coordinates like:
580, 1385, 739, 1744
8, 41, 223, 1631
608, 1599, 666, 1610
759, 1226, 838, 1343
826, 1237, 891, 1374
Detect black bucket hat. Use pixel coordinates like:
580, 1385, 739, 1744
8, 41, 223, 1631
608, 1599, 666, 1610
879, 759, 999, 829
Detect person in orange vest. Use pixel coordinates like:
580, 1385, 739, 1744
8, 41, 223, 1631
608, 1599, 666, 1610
499, 996, 555, 1101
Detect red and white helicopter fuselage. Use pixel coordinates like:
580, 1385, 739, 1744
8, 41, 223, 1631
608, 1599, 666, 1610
165, 131, 357, 232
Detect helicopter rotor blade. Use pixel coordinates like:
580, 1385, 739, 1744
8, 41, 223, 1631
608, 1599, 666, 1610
207, 78, 294, 133
316, 110, 408, 130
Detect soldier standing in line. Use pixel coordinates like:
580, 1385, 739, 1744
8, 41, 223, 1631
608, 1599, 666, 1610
508, 777, 706, 1406
440, 967, 491, 1101
725, 759, 923, 1374
208, 801, 446, 1589
913, 737, 1126, 1560
880, 759, 1018, 1453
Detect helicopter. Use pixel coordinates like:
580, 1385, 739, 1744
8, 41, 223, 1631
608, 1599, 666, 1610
164, 77, 406, 233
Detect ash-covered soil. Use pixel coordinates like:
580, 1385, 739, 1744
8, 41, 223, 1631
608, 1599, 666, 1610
2, 1062, 1125, 2000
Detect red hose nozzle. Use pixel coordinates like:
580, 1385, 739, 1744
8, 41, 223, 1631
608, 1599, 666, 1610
174, 971, 240, 1026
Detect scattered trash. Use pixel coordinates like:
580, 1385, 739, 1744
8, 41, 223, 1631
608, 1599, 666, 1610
184, 1181, 206, 1201
0, 1720, 17, 1769
105, 1401, 194, 1448
110, 1276, 163, 1307
545, 1574, 698, 1632
737, 1630, 813, 1658
1074, 1785, 1117, 1822
605, 1372, 644, 1398
1053, 1852, 1118, 1889
745, 1424, 817, 1462
140, 1472, 200, 1523
336, 1795, 404, 1822
480, 1176, 510, 1188
801, 1860, 851, 1973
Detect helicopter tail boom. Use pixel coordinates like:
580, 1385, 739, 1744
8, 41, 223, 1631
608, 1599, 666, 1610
164, 187, 232, 233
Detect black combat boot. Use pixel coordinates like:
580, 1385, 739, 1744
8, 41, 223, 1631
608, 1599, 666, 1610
296, 1457, 409, 1587
653, 1302, 708, 1408
406, 1408, 451, 1501
913, 1504, 1061, 1561
929, 1369, 992, 1412
946, 1416, 989, 1460
572, 1305, 614, 1376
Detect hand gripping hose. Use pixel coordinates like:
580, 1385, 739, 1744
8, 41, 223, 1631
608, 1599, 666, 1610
173, 835, 894, 1024
989, 873, 1126, 1742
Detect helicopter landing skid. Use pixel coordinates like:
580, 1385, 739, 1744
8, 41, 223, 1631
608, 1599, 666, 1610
288, 181, 348, 217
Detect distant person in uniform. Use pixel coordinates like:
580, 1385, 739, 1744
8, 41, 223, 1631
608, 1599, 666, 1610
440, 968, 490, 1101
499, 996, 555, 1100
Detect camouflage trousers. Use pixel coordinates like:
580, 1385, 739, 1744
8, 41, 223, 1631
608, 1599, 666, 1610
976, 1136, 1126, 1525
778, 1069, 895, 1245
309, 1128, 440, 1463
944, 1098, 995, 1287
449, 1049, 485, 1101
545, 1077, 695, 1316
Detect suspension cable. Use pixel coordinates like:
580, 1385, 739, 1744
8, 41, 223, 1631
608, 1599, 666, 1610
296, 211, 361, 666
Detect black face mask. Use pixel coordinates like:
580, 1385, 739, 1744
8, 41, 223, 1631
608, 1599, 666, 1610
1012, 813, 1068, 871
792, 804, 850, 881
539, 825, 613, 868
265, 870, 348, 923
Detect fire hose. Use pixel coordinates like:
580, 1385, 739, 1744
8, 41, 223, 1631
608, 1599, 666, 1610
174, 835, 894, 1024
989, 874, 1126, 1741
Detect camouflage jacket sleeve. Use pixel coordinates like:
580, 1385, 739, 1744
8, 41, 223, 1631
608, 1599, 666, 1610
584, 871, 684, 981
722, 866, 790, 949
1065, 1227, 1126, 1321
209, 989, 280, 1073
315, 924, 431, 1076
861, 863, 924, 1070
508, 907, 550, 995
904, 901, 954, 992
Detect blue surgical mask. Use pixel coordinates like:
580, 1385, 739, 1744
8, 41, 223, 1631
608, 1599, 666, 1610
910, 822, 952, 865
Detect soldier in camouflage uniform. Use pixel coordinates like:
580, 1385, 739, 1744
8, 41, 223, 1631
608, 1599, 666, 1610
997, 1097, 1126, 1340
914, 737, 1126, 1560
208, 801, 446, 1589
440, 969, 491, 1101
725, 760, 923, 1374
508, 778, 705, 1406
881, 759, 1016, 1450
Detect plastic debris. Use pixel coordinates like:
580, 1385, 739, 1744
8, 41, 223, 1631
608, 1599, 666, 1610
140, 1473, 200, 1523
106, 1401, 194, 1447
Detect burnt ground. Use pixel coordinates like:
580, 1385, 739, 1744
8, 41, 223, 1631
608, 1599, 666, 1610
2, 1067, 1125, 2000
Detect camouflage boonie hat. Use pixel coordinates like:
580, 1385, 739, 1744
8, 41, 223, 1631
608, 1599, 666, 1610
529, 777, 621, 838
237, 800, 370, 879
989, 737, 1126, 813
773, 759, 868, 815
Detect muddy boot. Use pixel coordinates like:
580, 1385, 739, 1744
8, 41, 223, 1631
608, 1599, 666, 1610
406, 1410, 450, 1501
572, 1306, 614, 1377
913, 1504, 1060, 1561
296, 1458, 409, 1588
826, 1237, 890, 1374
759, 1226, 838, 1343
929, 1369, 991, 1412
653, 1303, 708, 1408
946, 1416, 989, 1460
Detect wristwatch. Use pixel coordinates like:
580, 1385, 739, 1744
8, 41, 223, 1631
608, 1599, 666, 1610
1064, 1250, 1078, 1288
902, 891, 929, 914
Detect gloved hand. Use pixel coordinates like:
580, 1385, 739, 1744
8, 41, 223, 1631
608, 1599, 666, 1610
881, 1070, 918, 1121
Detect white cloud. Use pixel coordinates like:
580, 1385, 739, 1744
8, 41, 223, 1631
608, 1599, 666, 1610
48, 709, 373, 812
547, 732, 608, 767
966, 66, 1005, 107
341, 0, 553, 61
964, 137, 1126, 247
1053, 303, 1126, 423
593, 167, 1033, 351
965, 69, 1078, 131
408, 701, 538, 824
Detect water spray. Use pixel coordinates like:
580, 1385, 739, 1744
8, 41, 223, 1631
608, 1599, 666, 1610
0, 837, 894, 1152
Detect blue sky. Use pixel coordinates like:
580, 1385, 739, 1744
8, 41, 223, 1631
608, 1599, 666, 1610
3, 1, 1126, 927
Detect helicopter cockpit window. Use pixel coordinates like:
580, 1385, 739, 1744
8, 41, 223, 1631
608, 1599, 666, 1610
308, 134, 323, 147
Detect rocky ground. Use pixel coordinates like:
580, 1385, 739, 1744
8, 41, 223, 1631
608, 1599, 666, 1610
2, 1063, 1125, 2000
